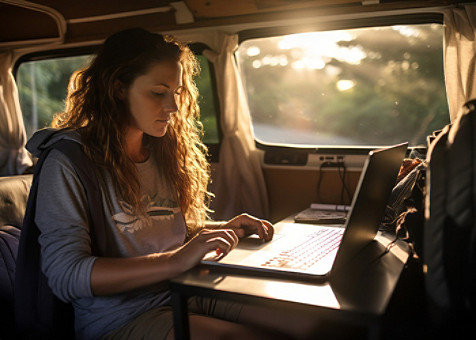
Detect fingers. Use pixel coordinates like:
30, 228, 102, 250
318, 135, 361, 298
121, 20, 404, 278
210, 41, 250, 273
225, 214, 274, 242
172, 228, 240, 270
198, 228, 239, 255
258, 219, 274, 241
261, 219, 274, 241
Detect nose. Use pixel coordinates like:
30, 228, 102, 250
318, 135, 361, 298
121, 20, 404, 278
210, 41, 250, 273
165, 93, 178, 113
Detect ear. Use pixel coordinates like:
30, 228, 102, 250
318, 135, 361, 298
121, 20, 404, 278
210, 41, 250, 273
114, 80, 127, 100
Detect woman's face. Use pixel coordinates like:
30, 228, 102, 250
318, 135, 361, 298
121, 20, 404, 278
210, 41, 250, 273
126, 60, 183, 138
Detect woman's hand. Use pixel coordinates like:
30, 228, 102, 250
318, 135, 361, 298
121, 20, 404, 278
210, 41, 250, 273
170, 228, 239, 271
91, 228, 239, 295
221, 214, 274, 242
170, 214, 274, 272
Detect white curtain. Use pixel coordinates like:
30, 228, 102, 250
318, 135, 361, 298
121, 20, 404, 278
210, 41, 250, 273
204, 33, 269, 220
444, 5, 476, 122
0, 51, 32, 175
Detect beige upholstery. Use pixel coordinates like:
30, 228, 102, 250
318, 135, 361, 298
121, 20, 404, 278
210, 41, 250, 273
0, 175, 32, 339
0, 175, 32, 228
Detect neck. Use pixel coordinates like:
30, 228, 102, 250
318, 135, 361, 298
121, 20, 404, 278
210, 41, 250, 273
125, 127, 149, 163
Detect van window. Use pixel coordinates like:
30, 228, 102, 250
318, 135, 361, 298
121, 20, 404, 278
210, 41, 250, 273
237, 24, 449, 147
17, 55, 89, 138
16, 54, 219, 144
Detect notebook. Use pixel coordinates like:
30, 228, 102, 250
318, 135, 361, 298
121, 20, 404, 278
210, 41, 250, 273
294, 204, 349, 224
202, 142, 408, 281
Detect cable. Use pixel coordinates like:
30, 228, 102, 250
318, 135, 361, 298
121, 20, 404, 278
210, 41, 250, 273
316, 159, 351, 205
337, 161, 352, 205
316, 162, 326, 203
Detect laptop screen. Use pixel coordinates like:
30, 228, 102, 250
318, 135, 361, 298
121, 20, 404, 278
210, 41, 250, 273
331, 142, 408, 274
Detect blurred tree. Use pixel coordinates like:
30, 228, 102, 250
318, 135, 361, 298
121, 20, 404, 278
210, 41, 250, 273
238, 24, 449, 146
17, 56, 89, 137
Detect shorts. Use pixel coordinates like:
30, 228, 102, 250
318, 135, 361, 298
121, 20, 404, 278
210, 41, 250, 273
101, 296, 243, 340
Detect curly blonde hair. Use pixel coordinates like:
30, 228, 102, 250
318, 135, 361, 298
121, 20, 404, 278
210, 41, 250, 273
52, 28, 211, 235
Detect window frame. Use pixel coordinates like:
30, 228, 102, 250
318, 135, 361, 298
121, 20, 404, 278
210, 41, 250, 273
189, 43, 222, 163
13, 42, 222, 163
236, 13, 445, 153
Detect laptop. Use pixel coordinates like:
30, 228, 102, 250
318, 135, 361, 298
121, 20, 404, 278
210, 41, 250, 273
202, 142, 408, 281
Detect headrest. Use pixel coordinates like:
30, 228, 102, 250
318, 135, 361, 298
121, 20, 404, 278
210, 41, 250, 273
0, 175, 32, 228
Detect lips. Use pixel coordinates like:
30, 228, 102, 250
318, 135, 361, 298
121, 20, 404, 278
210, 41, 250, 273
156, 117, 170, 123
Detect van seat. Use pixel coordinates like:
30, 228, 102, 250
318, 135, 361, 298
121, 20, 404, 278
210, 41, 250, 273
0, 175, 32, 340
0, 175, 32, 228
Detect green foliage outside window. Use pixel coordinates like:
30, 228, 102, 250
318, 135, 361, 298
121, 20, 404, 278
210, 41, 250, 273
17, 56, 89, 137
237, 24, 450, 146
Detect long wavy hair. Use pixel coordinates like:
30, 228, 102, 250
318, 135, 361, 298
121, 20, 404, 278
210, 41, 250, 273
52, 28, 211, 235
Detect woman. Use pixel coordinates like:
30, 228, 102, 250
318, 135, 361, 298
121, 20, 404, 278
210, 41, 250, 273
27, 28, 319, 340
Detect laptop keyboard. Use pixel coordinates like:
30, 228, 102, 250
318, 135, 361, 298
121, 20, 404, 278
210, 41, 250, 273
261, 228, 344, 270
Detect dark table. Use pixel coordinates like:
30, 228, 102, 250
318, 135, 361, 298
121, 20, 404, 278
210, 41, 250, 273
170, 218, 409, 339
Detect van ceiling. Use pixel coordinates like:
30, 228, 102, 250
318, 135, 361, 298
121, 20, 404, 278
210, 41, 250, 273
0, 0, 465, 48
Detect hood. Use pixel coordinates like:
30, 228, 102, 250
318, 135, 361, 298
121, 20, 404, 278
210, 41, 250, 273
26, 128, 82, 158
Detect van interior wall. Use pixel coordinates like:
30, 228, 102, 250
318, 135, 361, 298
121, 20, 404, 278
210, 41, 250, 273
1, 0, 459, 222
264, 167, 361, 223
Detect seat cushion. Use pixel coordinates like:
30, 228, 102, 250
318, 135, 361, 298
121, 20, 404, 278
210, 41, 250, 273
0, 224, 20, 303
0, 175, 32, 228
0, 175, 32, 339
0, 224, 21, 339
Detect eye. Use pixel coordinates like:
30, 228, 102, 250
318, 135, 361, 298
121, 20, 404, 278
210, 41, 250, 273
175, 87, 184, 96
152, 91, 165, 97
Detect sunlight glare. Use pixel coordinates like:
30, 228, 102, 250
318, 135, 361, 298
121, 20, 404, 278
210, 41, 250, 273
292, 56, 326, 70
279, 55, 288, 66
279, 31, 366, 70
247, 46, 261, 57
393, 25, 420, 38
337, 79, 355, 91
262, 281, 340, 309
252, 60, 262, 69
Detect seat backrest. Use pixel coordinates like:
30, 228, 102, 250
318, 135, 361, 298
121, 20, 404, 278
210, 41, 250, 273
424, 99, 476, 335
15, 139, 111, 339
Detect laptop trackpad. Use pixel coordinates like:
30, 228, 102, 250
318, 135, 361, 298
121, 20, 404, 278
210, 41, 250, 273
202, 234, 285, 262
237, 233, 285, 250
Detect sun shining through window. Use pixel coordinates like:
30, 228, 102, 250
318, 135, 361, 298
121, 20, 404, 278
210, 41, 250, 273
237, 24, 449, 147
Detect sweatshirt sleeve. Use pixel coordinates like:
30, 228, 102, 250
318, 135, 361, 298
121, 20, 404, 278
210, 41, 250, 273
35, 149, 97, 302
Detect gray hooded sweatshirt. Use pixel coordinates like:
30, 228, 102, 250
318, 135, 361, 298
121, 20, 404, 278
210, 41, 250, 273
27, 129, 187, 340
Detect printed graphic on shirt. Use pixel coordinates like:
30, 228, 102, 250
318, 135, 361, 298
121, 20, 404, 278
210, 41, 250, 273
112, 194, 180, 233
